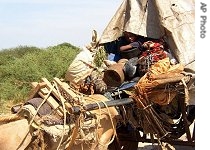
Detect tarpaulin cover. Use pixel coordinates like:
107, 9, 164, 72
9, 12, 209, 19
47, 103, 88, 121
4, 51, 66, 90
99, 0, 195, 71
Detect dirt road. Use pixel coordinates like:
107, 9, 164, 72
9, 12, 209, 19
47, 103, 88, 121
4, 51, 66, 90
137, 122, 195, 150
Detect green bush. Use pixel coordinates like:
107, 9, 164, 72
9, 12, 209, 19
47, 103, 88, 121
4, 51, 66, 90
0, 46, 42, 66
0, 43, 80, 113
93, 46, 107, 67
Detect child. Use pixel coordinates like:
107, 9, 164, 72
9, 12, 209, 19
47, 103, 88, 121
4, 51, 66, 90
119, 31, 144, 52
103, 31, 145, 63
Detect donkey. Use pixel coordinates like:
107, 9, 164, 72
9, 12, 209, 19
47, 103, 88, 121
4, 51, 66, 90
0, 94, 119, 150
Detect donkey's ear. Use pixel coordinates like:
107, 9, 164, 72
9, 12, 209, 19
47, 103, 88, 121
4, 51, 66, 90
92, 29, 97, 43
86, 30, 99, 51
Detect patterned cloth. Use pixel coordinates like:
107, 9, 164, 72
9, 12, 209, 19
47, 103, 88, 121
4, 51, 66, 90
138, 41, 168, 73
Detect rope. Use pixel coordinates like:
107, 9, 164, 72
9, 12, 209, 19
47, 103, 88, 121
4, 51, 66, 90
0, 113, 23, 123
66, 115, 81, 150
16, 82, 55, 150
181, 78, 190, 105
86, 96, 117, 148
87, 97, 103, 147
53, 81, 67, 150
134, 85, 169, 138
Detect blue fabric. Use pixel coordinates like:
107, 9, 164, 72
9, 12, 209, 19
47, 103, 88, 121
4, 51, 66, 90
118, 81, 136, 90
107, 53, 121, 62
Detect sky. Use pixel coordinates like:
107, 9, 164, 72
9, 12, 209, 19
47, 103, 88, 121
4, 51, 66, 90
0, 0, 122, 50
0, 0, 209, 146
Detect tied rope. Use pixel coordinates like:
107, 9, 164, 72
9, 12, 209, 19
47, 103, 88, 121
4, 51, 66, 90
53, 81, 67, 150
0, 113, 23, 123
66, 95, 84, 150
16, 82, 56, 150
86, 96, 117, 148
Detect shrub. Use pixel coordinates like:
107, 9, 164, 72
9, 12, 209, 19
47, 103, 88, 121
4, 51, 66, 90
0, 43, 79, 112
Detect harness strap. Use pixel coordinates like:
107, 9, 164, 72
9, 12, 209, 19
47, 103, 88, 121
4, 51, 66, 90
66, 117, 80, 150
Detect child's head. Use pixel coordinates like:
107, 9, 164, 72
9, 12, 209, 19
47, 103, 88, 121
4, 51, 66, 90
123, 31, 138, 42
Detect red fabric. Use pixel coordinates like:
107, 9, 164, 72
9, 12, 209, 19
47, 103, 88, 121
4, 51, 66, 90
141, 41, 167, 62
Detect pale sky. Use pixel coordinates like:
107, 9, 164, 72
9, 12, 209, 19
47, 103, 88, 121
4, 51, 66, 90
0, 0, 122, 50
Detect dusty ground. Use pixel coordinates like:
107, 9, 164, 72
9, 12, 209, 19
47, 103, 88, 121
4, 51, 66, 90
137, 141, 195, 150
137, 144, 194, 150
137, 122, 195, 150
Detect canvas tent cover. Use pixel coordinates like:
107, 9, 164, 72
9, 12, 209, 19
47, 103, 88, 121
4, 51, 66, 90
99, 0, 195, 72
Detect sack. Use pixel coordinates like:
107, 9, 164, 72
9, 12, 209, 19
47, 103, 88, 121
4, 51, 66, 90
65, 47, 95, 88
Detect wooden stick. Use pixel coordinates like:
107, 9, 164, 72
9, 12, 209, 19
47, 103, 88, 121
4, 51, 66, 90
150, 73, 184, 80
30, 80, 63, 117
28, 82, 47, 100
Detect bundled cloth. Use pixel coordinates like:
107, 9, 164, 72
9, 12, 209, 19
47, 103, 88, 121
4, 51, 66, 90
133, 57, 185, 106
65, 47, 95, 89
138, 40, 168, 74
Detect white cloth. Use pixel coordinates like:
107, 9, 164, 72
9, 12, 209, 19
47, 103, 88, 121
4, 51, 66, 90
65, 47, 95, 88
